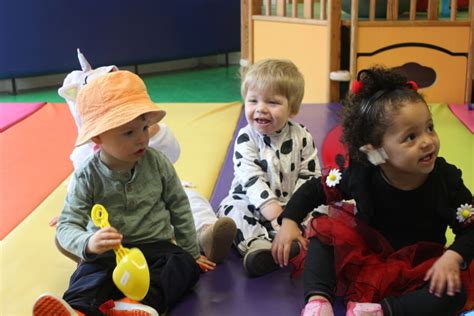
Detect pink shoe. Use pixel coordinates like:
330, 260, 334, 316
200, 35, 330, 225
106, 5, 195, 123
346, 301, 383, 316
301, 299, 334, 316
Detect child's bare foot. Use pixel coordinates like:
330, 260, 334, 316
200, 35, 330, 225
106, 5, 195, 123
198, 217, 237, 263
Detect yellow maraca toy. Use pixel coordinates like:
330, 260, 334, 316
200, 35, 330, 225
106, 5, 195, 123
91, 204, 150, 301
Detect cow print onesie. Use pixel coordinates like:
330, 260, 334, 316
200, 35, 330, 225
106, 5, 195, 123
217, 120, 321, 247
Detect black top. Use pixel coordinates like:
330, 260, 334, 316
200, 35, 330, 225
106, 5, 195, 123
282, 157, 474, 262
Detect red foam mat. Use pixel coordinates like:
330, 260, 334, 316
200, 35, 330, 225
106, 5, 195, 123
0, 102, 46, 132
0, 103, 76, 239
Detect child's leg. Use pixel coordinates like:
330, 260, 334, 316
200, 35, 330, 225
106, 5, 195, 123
381, 283, 467, 316
62, 257, 123, 315
186, 188, 218, 232
217, 196, 270, 250
304, 237, 337, 304
139, 241, 200, 314
186, 188, 237, 263
300, 237, 337, 316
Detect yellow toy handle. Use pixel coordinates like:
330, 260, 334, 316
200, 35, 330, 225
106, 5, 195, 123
91, 204, 126, 263
91, 204, 110, 229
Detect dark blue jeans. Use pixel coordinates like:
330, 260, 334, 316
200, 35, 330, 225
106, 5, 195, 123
63, 241, 200, 315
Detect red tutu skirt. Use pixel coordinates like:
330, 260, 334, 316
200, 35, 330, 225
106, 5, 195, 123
290, 203, 474, 311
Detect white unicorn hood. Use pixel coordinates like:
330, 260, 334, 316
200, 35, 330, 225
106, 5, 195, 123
58, 49, 118, 128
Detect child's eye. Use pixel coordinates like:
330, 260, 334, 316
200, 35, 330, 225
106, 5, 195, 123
405, 133, 416, 142
247, 99, 257, 104
427, 124, 435, 133
124, 130, 133, 136
144, 125, 149, 132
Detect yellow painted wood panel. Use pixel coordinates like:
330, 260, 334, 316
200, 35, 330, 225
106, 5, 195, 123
358, 26, 470, 53
253, 20, 330, 103
357, 47, 467, 103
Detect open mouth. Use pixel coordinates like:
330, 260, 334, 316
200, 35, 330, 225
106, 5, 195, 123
419, 152, 435, 163
255, 118, 271, 125
135, 148, 145, 155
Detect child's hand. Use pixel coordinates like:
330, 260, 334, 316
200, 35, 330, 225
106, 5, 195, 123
260, 202, 283, 222
424, 250, 463, 297
86, 226, 123, 255
49, 216, 59, 227
272, 218, 308, 267
196, 255, 216, 272
271, 218, 281, 231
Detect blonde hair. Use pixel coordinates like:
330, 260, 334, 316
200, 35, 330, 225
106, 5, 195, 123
241, 59, 305, 115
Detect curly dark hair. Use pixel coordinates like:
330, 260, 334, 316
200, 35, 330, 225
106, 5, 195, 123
341, 65, 426, 163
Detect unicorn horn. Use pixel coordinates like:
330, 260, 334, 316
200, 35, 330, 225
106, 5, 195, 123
77, 48, 92, 72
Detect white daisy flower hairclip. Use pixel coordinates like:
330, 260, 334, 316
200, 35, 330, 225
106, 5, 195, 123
456, 203, 474, 223
326, 168, 342, 187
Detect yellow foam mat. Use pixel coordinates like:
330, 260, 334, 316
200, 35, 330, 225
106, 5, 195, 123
0, 102, 242, 316
431, 104, 473, 246
430, 104, 473, 192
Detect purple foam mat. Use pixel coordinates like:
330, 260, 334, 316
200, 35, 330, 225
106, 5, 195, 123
169, 249, 346, 316
173, 104, 346, 315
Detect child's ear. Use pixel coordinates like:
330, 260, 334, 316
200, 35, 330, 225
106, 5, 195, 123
91, 136, 102, 145
359, 144, 388, 165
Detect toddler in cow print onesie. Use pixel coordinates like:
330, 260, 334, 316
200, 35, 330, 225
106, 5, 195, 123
217, 59, 321, 277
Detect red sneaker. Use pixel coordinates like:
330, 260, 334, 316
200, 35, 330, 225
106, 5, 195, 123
33, 293, 78, 316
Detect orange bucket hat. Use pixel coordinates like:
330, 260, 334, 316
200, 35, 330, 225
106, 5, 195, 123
75, 70, 166, 146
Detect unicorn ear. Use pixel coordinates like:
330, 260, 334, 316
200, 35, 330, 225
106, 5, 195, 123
58, 83, 80, 102
77, 48, 92, 72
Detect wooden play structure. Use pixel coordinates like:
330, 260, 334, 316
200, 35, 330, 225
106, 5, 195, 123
241, 0, 474, 103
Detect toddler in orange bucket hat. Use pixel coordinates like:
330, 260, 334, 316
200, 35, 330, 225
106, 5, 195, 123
75, 70, 166, 146
33, 70, 205, 316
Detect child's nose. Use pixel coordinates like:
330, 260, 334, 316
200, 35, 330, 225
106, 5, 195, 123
420, 134, 434, 148
256, 102, 268, 113
139, 131, 149, 145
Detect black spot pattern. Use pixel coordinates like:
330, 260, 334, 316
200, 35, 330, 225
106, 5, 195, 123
245, 176, 258, 188
288, 121, 293, 126
224, 205, 234, 215
232, 195, 242, 200
261, 190, 269, 199
280, 172, 284, 183
237, 133, 250, 144
244, 215, 258, 226
276, 150, 280, 159
248, 205, 256, 212
308, 160, 316, 172
291, 163, 295, 171
299, 174, 311, 180
235, 151, 243, 159
236, 229, 244, 244
263, 135, 272, 147
303, 137, 307, 147
233, 184, 245, 194
276, 189, 281, 197
237, 162, 242, 167
283, 192, 288, 197
281, 139, 293, 154
254, 159, 268, 172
